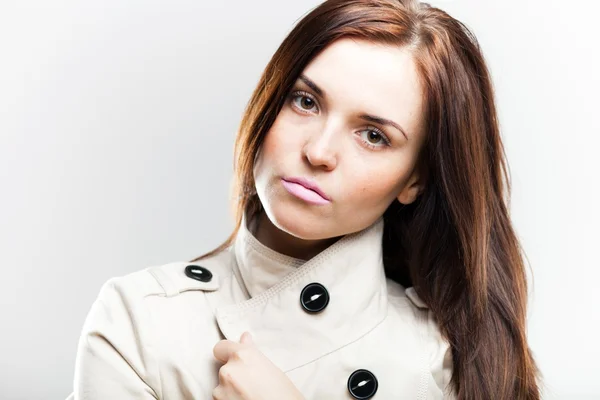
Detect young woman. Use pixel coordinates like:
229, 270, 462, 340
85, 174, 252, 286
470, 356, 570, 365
68, 0, 542, 398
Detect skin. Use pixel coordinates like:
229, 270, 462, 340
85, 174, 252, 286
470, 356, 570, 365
253, 37, 428, 260
212, 333, 304, 400
213, 38, 428, 399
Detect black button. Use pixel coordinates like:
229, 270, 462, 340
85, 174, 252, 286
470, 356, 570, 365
184, 264, 212, 282
300, 282, 329, 313
347, 369, 378, 399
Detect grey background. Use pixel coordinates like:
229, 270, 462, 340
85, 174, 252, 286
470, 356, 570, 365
1, 0, 598, 399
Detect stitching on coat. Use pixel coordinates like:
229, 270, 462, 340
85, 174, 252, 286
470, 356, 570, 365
147, 267, 170, 296
142, 295, 164, 399
283, 290, 389, 374
220, 219, 382, 317
244, 230, 306, 267
416, 310, 431, 400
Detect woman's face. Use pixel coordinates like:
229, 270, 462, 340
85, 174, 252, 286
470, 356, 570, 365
253, 38, 427, 240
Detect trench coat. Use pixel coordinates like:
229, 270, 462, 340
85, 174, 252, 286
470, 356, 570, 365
66, 212, 455, 399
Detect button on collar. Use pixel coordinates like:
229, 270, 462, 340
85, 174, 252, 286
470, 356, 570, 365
184, 264, 213, 283
347, 369, 378, 399
300, 282, 329, 313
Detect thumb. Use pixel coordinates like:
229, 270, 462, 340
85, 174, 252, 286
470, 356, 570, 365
240, 331, 254, 345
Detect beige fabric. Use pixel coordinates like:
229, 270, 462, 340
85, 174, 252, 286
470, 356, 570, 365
66, 213, 455, 399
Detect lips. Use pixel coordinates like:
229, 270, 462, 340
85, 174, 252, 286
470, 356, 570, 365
282, 176, 330, 201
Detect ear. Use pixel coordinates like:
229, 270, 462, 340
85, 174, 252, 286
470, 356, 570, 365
396, 167, 426, 205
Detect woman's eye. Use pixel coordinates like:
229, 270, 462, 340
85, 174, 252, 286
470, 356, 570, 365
290, 91, 318, 113
359, 128, 391, 149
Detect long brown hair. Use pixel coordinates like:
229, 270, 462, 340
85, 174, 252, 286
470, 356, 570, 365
190, 0, 542, 397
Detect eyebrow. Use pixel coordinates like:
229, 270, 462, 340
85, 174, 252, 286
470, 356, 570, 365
297, 74, 409, 140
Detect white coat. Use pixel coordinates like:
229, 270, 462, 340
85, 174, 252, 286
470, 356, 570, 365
67, 212, 455, 399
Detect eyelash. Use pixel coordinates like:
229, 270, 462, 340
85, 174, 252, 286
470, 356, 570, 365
287, 90, 392, 150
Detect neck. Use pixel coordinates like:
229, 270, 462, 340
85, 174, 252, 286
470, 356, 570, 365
253, 211, 341, 261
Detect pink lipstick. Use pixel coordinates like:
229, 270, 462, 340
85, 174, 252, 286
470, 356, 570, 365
281, 177, 331, 205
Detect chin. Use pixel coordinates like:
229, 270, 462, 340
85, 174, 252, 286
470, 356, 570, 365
264, 199, 335, 241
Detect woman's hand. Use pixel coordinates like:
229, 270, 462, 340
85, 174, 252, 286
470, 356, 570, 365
212, 331, 305, 400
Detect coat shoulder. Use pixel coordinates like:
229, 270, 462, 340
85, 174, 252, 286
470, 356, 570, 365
385, 278, 429, 312
142, 248, 235, 298
385, 279, 439, 344
97, 248, 235, 303
385, 279, 456, 398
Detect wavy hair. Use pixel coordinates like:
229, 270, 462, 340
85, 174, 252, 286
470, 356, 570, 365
191, 0, 542, 397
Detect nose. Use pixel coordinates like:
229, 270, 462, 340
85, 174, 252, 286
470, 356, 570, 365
302, 122, 339, 171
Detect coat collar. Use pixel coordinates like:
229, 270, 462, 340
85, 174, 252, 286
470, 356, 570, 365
233, 211, 306, 298
214, 211, 389, 373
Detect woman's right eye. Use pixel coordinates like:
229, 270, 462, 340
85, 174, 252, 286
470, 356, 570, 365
290, 91, 319, 114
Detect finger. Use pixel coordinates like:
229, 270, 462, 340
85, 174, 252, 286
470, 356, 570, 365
213, 339, 241, 363
213, 384, 242, 400
240, 331, 253, 345
212, 384, 225, 400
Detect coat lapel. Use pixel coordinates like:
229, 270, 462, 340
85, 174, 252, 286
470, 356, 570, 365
213, 214, 389, 373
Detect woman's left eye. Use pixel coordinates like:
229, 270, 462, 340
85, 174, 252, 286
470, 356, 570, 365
359, 128, 391, 150
290, 91, 318, 113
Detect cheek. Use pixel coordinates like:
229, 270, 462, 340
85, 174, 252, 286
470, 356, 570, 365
261, 130, 283, 161
345, 161, 410, 204
359, 175, 400, 198
254, 124, 290, 182
260, 118, 305, 165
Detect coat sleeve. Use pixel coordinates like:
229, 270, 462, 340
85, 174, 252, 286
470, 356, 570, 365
68, 276, 161, 399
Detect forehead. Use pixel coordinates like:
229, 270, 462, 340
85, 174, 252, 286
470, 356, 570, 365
301, 38, 424, 137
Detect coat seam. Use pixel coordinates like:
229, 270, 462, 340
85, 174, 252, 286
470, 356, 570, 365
141, 291, 163, 399
417, 309, 431, 400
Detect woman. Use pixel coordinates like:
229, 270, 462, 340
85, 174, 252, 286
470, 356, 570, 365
68, 0, 542, 398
